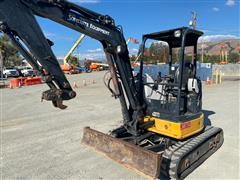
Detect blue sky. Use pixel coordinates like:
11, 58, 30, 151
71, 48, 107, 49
37, 0, 239, 60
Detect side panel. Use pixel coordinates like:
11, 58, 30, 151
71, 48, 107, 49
144, 113, 204, 139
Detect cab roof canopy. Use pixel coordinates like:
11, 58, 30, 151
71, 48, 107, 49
143, 27, 203, 48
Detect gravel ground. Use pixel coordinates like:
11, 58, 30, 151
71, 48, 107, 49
0, 71, 239, 179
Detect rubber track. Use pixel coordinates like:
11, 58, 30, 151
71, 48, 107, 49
160, 126, 224, 179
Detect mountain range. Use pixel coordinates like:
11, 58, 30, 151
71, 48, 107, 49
197, 38, 240, 56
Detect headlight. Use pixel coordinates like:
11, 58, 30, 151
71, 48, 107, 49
174, 30, 181, 37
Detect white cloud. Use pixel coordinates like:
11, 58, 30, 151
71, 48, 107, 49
226, 0, 236, 6
200, 29, 210, 33
212, 7, 220, 12
128, 48, 139, 55
43, 31, 56, 38
79, 52, 105, 60
74, 48, 105, 60
43, 31, 74, 41
80, 47, 140, 59
87, 48, 103, 53
59, 46, 139, 60
75, 48, 104, 59
56, 56, 65, 60
199, 34, 239, 42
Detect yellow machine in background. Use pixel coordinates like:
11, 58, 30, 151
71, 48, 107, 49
61, 34, 85, 74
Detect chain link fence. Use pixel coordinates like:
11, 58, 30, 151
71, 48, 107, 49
212, 64, 240, 76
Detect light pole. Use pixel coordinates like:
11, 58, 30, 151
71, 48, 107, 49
201, 43, 207, 63
189, 11, 197, 30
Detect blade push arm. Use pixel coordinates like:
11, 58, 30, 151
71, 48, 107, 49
0, 0, 144, 135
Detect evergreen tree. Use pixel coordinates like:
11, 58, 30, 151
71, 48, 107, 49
66, 55, 79, 66
0, 34, 21, 67
228, 52, 239, 63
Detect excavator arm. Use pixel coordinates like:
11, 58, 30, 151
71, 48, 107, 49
0, 0, 144, 135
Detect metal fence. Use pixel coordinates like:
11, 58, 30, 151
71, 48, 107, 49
212, 64, 240, 76
196, 63, 212, 81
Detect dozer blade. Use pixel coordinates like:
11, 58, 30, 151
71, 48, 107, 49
82, 127, 163, 178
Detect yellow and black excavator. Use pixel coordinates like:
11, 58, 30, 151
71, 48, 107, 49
0, 0, 223, 179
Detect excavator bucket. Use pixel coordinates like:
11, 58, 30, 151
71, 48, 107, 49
82, 127, 163, 178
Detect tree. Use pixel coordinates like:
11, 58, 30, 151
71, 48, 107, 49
67, 55, 79, 66
172, 48, 180, 64
143, 42, 169, 64
195, 54, 221, 64
129, 55, 137, 62
0, 34, 21, 67
228, 52, 239, 63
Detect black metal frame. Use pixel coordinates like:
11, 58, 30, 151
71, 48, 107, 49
140, 27, 203, 119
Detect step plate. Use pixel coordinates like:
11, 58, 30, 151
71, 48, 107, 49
82, 127, 162, 178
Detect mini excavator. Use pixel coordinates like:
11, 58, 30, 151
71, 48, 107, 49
0, 0, 223, 179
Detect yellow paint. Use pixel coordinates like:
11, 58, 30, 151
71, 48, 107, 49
215, 70, 218, 84
215, 70, 223, 84
143, 113, 204, 140
219, 71, 222, 84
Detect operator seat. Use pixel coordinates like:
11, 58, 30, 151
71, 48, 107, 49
174, 62, 194, 89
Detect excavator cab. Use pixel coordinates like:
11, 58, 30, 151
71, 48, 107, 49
139, 27, 204, 139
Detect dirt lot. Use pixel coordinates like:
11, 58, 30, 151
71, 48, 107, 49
1, 71, 239, 179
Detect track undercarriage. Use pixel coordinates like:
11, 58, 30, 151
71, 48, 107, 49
82, 126, 223, 179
